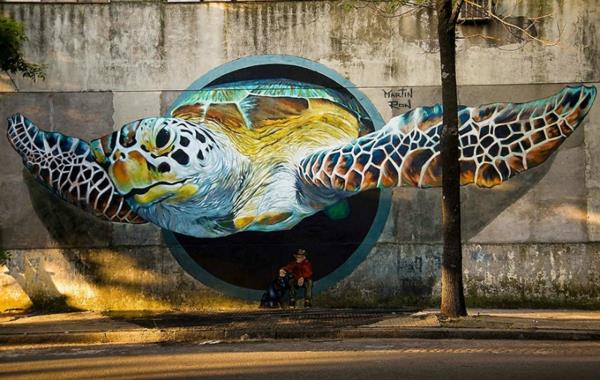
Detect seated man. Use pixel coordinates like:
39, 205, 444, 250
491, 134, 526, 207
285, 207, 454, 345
279, 249, 313, 308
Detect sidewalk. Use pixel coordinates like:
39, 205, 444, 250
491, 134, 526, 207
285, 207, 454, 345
1, 308, 600, 347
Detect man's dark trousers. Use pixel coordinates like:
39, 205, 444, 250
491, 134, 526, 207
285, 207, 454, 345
287, 278, 313, 305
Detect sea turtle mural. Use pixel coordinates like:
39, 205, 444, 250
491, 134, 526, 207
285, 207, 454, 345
5, 80, 597, 239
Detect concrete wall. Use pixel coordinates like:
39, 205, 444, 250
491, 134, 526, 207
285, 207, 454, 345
1, 0, 599, 310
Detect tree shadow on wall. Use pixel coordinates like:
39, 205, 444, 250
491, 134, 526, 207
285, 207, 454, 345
23, 170, 112, 250
8, 257, 81, 313
21, 170, 212, 309
22, 169, 108, 275
3, 170, 112, 312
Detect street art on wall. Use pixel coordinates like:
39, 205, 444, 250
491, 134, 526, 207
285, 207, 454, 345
4, 57, 597, 296
6, 81, 596, 237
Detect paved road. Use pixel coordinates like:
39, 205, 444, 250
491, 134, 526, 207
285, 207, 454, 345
1, 339, 600, 379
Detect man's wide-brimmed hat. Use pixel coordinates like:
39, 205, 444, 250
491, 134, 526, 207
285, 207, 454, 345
294, 249, 307, 257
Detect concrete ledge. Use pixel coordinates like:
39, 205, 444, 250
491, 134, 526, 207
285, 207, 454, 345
2, 326, 600, 347
3, 309, 600, 347
340, 327, 600, 341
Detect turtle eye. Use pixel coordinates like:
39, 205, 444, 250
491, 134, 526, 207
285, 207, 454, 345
155, 128, 171, 149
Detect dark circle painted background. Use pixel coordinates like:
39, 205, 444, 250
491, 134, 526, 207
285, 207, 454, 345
164, 55, 390, 299
174, 190, 380, 290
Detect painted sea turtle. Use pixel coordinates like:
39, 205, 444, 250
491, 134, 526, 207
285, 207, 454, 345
6, 80, 596, 238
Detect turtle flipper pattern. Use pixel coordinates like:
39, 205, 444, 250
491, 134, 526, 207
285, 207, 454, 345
6, 113, 146, 224
298, 85, 596, 194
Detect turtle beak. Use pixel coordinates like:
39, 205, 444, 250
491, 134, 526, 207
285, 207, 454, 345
109, 150, 155, 195
90, 131, 155, 196
103, 149, 190, 205
89, 120, 198, 206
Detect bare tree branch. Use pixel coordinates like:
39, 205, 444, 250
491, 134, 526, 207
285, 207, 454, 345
463, 0, 560, 46
458, 32, 500, 42
450, 0, 464, 25
363, 4, 422, 19
340, 0, 434, 19
7, 72, 18, 91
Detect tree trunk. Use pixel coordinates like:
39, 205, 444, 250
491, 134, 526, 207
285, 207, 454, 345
436, 0, 467, 318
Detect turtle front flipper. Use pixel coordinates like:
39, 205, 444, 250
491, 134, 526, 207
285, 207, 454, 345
6, 113, 146, 223
298, 85, 596, 196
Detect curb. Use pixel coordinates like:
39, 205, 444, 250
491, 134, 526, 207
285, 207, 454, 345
2, 327, 600, 346
341, 327, 600, 341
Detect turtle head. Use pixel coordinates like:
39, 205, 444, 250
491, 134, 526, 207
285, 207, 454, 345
90, 117, 232, 208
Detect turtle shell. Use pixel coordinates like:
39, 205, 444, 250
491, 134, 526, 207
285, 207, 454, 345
169, 79, 374, 161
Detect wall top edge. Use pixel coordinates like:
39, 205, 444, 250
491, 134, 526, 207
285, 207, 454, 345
1, 82, 598, 95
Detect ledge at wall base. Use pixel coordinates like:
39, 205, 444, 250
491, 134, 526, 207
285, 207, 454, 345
2, 327, 600, 348
3, 309, 600, 348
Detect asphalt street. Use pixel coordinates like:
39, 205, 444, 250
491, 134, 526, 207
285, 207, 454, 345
1, 339, 600, 379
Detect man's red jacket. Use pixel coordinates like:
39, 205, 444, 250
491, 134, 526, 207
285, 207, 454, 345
283, 260, 313, 279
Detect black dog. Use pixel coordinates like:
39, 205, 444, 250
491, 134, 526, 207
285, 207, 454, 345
260, 273, 294, 308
